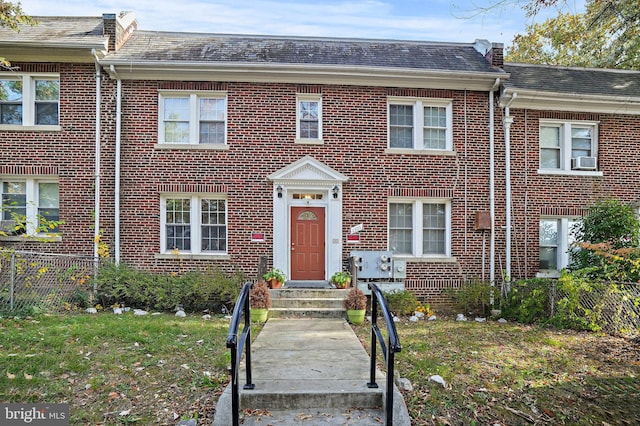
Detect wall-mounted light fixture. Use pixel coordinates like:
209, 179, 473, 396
276, 185, 283, 198
332, 185, 339, 199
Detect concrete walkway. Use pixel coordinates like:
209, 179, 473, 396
213, 318, 410, 425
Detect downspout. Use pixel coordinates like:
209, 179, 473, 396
110, 65, 122, 264
489, 78, 500, 291
92, 50, 101, 262
503, 92, 517, 291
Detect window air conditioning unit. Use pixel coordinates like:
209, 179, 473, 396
571, 156, 597, 170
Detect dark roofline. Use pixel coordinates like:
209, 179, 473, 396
505, 61, 640, 75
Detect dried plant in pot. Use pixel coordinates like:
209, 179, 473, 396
250, 280, 271, 323
344, 286, 367, 325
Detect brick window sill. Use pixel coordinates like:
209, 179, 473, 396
154, 253, 231, 261
0, 125, 62, 132
385, 148, 456, 156
154, 143, 230, 151
538, 169, 603, 177
0, 235, 62, 243
393, 255, 457, 263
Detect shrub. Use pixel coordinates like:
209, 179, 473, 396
383, 290, 419, 315
502, 274, 603, 331
502, 278, 552, 324
447, 280, 499, 316
94, 262, 244, 313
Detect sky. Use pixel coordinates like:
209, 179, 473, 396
17, 0, 585, 46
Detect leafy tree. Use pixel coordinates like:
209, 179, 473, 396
570, 199, 640, 281
505, 0, 640, 69
0, 1, 36, 67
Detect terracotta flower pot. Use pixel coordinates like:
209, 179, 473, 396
268, 278, 283, 289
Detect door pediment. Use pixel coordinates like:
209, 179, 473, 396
269, 155, 349, 184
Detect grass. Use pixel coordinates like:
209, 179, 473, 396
354, 318, 640, 425
1, 312, 639, 425
0, 313, 233, 425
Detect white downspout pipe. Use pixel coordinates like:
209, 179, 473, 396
489, 78, 500, 290
110, 65, 122, 264
92, 50, 101, 261
503, 92, 517, 289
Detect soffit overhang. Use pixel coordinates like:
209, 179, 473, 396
0, 43, 108, 63
500, 87, 640, 115
102, 60, 507, 91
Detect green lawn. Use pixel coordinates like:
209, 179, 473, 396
1, 313, 638, 425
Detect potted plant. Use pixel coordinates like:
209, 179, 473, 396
263, 268, 286, 289
344, 286, 367, 325
250, 280, 271, 322
330, 271, 351, 289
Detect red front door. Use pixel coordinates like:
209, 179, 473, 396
291, 207, 325, 280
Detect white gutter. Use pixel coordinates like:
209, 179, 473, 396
102, 62, 505, 91
489, 78, 500, 292
503, 92, 517, 288
92, 49, 101, 261
110, 65, 122, 264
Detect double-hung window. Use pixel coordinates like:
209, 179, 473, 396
161, 195, 227, 254
389, 199, 451, 257
540, 120, 598, 172
0, 179, 60, 235
0, 74, 60, 128
296, 95, 322, 142
388, 98, 452, 151
159, 92, 226, 145
539, 218, 579, 274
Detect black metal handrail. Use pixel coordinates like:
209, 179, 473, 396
225, 281, 255, 426
367, 283, 402, 426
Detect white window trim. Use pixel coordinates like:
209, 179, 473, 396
387, 97, 453, 152
537, 217, 579, 278
160, 194, 228, 255
296, 94, 323, 143
0, 177, 59, 237
0, 73, 60, 131
538, 119, 599, 174
388, 197, 452, 259
157, 91, 227, 145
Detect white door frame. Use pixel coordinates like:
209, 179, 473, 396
268, 156, 349, 280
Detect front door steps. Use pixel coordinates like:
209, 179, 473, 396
213, 318, 411, 425
269, 287, 348, 319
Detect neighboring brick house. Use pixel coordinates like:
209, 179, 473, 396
2, 12, 640, 307
500, 63, 640, 280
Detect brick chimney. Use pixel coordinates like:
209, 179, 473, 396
102, 11, 137, 52
474, 39, 504, 69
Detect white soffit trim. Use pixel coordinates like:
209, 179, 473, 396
500, 88, 640, 115
102, 61, 506, 91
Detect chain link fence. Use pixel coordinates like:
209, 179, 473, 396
0, 249, 97, 315
508, 279, 640, 337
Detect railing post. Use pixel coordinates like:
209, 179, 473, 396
10, 251, 16, 310
386, 349, 395, 425
226, 282, 255, 426
367, 283, 402, 426
368, 289, 378, 388
243, 288, 254, 390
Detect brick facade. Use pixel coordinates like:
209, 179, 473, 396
2, 13, 640, 311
